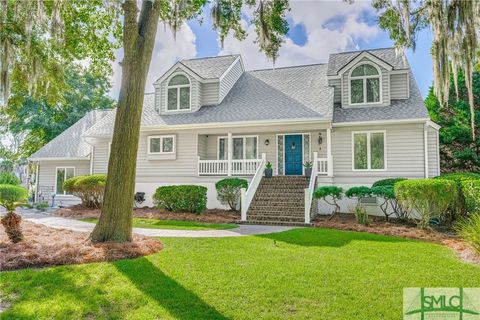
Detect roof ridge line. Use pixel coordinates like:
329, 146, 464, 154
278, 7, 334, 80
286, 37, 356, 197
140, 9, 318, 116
248, 63, 326, 72
181, 54, 240, 62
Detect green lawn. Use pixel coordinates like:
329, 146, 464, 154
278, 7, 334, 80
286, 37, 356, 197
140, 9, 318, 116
81, 217, 238, 230
1, 228, 480, 319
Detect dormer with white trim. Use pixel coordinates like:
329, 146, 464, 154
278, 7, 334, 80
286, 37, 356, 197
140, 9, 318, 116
326, 48, 410, 108
153, 55, 244, 115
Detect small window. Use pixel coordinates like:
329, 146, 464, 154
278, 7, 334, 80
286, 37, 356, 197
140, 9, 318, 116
218, 136, 258, 160
167, 74, 190, 111
350, 63, 381, 105
352, 131, 386, 171
56, 167, 75, 195
148, 135, 175, 154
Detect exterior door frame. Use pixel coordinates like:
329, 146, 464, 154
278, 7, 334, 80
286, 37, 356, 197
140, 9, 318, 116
276, 133, 311, 176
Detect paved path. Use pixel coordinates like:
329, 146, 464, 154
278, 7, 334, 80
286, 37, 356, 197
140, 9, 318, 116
14, 209, 296, 238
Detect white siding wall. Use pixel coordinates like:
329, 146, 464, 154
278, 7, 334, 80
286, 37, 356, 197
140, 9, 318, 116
328, 78, 342, 104
390, 73, 409, 99
37, 160, 90, 206
428, 126, 440, 177
219, 59, 243, 102
331, 123, 426, 185
341, 57, 390, 107
92, 138, 110, 174
201, 82, 219, 106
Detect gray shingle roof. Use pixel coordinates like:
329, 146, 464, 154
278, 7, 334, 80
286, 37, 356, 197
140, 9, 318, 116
333, 70, 429, 123
29, 110, 112, 159
180, 55, 240, 79
327, 48, 409, 75
85, 64, 333, 136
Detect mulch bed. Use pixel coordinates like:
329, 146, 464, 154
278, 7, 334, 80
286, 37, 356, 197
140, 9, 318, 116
55, 204, 240, 223
314, 213, 480, 265
0, 221, 163, 271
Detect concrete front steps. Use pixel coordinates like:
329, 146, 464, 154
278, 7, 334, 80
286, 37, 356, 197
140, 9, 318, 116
245, 176, 312, 226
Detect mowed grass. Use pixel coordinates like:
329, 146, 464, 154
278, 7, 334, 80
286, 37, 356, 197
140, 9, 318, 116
2, 228, 480, 319
81, 217, 238, 230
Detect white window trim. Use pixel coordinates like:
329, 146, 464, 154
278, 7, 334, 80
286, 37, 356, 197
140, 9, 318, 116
55, 167, 75, 195
217, 135, 259, 160
351, 130, 387, 171
348, 62, 383, 106
148, 135, 176, 154
166, 72, 192, 112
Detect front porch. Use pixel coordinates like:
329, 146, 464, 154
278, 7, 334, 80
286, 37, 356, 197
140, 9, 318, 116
196, 130, 333, 177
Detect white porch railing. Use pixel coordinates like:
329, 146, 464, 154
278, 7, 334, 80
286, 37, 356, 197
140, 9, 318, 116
304, 152, 318, 224
198, 157, 263, 176
240, 153, 266, 221
317, 158, 328, 175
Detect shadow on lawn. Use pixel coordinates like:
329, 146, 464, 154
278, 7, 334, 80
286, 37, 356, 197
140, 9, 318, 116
257, 227, 412, 247
115, 257, 230, 320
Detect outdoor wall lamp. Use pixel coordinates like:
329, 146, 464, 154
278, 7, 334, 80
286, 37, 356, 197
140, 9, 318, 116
265, 139, 270, 146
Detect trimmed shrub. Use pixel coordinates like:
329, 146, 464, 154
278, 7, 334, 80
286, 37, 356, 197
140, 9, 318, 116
0, 172, 20, 185
462, 180, 480, 213
370, 185, 411, 221
345, 186, 372, 201
0, 184, 28, 243
455, 212, 480, 253
372, 178, 407, 188
153, 185, 207, 214
434, 172, 480, 219
395, 179, 458, 228
314, 186, 343, 215
64, 174, 106, 208
215, 178, 248, 211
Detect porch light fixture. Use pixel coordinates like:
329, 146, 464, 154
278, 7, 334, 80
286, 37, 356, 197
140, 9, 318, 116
291, 141, 296, 150
318, 133, 323, 145
264, 139, 270, 146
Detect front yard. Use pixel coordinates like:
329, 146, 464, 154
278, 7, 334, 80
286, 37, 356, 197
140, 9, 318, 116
2, 227, 480, 319
81, 217, 238, 230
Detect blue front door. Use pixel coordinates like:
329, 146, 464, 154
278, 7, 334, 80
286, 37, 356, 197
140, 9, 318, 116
285, 135, 303, 175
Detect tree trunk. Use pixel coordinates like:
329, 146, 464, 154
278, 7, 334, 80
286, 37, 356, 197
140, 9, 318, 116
1, 212, 23, 243
91, 0, 161, 242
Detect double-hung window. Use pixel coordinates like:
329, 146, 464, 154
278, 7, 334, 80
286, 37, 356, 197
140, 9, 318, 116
148, 135, 175, 154
167, 74, 191, 111
56, 167, 75, 195
350, 63, 381, 105
352, 131, 386, 171
218, 136, 258, 160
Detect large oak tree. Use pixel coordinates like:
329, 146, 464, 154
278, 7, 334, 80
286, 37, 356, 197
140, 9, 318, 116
91, 0, 290, 242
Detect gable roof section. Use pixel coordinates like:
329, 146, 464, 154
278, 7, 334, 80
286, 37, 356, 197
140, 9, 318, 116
181, 55, 240, 79
85, 64, 333, 137
333, 70, 429, 123
327, 48, 409, 76
29, 110, 112, 160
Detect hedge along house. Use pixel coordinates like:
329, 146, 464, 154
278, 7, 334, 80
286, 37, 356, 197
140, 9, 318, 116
29, 48, 440, 225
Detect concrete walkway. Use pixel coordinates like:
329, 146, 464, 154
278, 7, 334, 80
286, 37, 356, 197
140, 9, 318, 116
15, 209, 296, 238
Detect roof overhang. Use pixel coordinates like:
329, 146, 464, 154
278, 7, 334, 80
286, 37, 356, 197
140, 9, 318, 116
332, 118, 431, 127
153, 62, 205, 87
337, 51, 393, 76
28, 156, 91, 162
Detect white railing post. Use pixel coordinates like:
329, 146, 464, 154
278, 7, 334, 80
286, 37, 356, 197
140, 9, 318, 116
227, 132, 232, 176
304, 188, 310, 224
305, 152, 318, 224
197, 156, 200, 176
240, 188, 247, 221
326, 128, 333, 177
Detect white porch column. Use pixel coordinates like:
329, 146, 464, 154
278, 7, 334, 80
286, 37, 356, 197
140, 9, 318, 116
424, 127, 429, 178
326, 128, 333, 177
227, 132, 232, 176
240, 188, 247, 221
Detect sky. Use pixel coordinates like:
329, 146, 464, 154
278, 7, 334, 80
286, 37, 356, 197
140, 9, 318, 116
109, 0, 434, 99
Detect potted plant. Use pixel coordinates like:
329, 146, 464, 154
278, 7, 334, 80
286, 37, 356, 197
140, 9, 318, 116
304, 161, 313, 177
265, 162, 273, 178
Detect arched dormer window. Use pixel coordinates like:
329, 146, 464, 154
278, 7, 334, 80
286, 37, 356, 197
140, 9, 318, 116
349, 63, 381, 105
167, 74, 191, 111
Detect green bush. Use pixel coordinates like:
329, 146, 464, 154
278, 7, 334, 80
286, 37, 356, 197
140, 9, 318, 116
455, 212, 480, 253
0, 172, 20, 185
395, 179, 458, 228
64, 174, 106, 208
354, 206, 369, 226
434, 172, 480, 219
314, 186, 343, 215
370, 185, 410, 221
372, 178, 407, 188
153, 185, 207, 214
461, 180, 480, 213
0, 184, 28, 213
35, 200, 50, 211
215, 178, 248, 211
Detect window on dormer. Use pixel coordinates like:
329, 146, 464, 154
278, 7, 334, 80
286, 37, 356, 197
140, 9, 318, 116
167, 74, 190, 111
350, 64, 381, 105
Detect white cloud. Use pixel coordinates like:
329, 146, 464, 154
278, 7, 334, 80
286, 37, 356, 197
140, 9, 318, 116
109, 22, 197, 98
220, 0, 380, 70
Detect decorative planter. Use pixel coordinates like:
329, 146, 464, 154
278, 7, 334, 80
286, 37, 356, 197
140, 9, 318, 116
265, 168, 273, 178
304, 168, 312, 177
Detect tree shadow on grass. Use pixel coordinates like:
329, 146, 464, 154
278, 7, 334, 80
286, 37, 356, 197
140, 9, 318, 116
257, 227, 413, 248
114, 257, 230, 320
